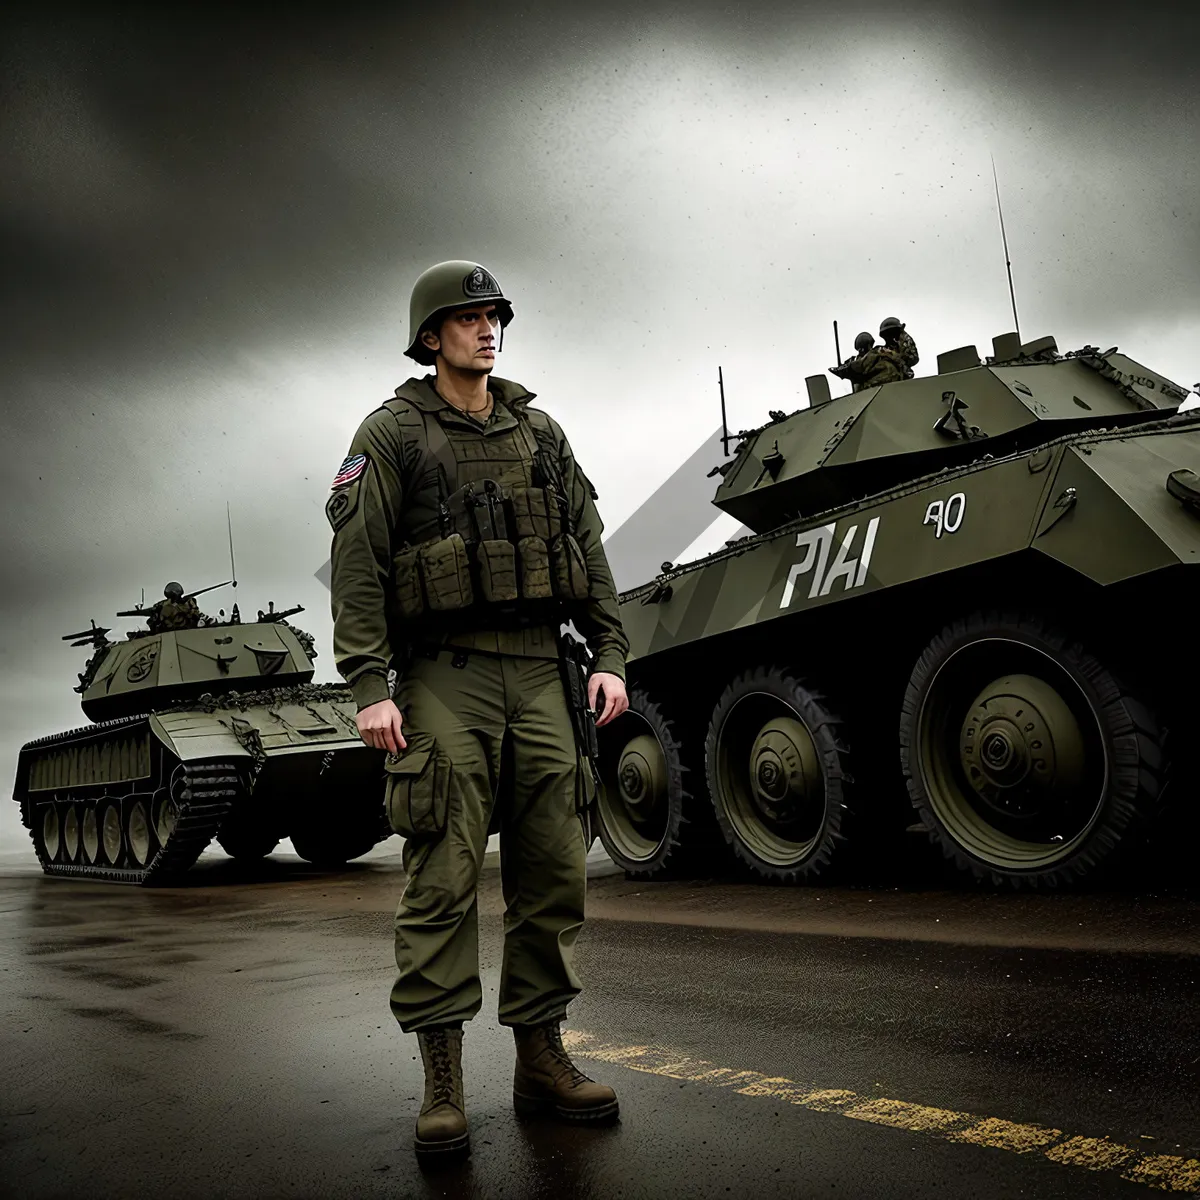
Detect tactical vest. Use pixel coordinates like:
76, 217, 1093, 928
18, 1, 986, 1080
383, 397, 590, 629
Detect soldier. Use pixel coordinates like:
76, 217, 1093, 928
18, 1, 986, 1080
830, 332, 907, 393
327, 260, 629, 1161
145, 583, 205, 633
879, 316, 919, 378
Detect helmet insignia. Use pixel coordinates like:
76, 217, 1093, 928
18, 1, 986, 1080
462, 265, 499, 298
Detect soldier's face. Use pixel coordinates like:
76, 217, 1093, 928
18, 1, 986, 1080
422, 305, 500, 373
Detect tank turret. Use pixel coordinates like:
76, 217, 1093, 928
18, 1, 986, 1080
713, 337, 1190, 533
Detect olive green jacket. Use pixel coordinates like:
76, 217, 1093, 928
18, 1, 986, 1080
328, 375, 629, 710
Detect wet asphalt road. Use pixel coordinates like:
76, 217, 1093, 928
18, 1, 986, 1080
2, 846, 1199, 1200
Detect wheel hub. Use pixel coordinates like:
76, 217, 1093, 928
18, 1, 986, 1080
748, 718, 819, 825
960, 674, 1085, 818
616, 735, 666, 825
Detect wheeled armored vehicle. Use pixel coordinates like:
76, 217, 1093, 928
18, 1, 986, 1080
14, 591, 388, 883
596, 332, 1199, 888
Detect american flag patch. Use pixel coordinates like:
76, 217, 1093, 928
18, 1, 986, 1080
331, 453, 367, 489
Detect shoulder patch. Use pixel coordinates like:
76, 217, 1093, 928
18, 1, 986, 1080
331, 453, 367, 489
325, 482, 360, 532
326, 451, 368, 532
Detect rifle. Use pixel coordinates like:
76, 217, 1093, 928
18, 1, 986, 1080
557, 629, 602, 839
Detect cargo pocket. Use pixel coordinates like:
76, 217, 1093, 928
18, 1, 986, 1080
384, 732, 451, 839
516, 536, 553, 599
391, 546, 426, 619
476, 539, 519, 603
418, 534, 475, 611
549, 532, 590, 600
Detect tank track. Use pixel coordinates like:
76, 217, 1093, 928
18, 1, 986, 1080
19, 717, 242, 886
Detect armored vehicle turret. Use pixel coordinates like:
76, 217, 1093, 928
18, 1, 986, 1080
596, 334, 1199, 889
14, 584, 387, 883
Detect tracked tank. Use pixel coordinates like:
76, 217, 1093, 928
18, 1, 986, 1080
596, 333, 1200, 889
14, 589, 388, 883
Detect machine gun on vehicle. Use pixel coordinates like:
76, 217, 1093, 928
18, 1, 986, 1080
255, 601, 305, 624
61, 619, 112, 650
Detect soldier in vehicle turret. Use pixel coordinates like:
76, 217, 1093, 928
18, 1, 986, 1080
879, 316, 919, 378
830, 332, 906, 392
145, 583, 206, 633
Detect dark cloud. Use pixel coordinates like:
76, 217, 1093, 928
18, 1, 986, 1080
2, 1, 1195, 385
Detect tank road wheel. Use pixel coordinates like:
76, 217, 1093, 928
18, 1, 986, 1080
63, 804, 81, 864
101, 803, 124, 866
153, 775, 182, 846
38, 805, 62, 862
596, 686, 713, 878
899, 612, 1167, 889
82, 805, 100, 864
126, 801, 154, 868
705, 666, 853, 884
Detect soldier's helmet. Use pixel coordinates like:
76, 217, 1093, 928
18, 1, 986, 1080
404, 261, 514, 366
854, 332, 875, 353
163, 582, 184, 600
879, 316, 905, 336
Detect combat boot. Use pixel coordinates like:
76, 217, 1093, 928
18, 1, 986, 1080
512, 1021, 619, 1123
414, 1026, 469, 1159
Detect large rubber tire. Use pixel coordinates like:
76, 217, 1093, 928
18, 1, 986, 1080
704, 665, 853, 884
289, 826, 380, 867
899, 611, 1167, 889
217, 827, 281, 861
595, 686, 719, 878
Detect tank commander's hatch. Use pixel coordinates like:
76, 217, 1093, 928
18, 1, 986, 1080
992, 332, 1021, 360
936, 345, 982, 374
805, 374, 833, 407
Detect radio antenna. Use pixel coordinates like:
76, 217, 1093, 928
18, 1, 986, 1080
833, 320, 842, 366
718, 366, 732, 456
991, 155, 1021, 342
226, 502, 238, 590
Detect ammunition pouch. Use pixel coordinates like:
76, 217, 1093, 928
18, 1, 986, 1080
383, 731, 453, 839
549, 532, 590, 601
476, 539, 519, 604
391, 480, 590, 620
516, 536, 553, 599
418, 533, 475, 611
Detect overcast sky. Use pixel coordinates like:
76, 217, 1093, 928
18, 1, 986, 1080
2, 2, 1197, 851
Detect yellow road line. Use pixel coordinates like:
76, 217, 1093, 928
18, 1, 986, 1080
563, 1032, 1200, 1194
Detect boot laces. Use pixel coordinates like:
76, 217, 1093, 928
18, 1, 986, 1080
541, 1024, 590, 1088
426, 1031, 457, 1107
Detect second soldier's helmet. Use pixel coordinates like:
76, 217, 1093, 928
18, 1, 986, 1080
404, 260, 514, 366
164, 582, 184, 600
879, 316, 905, 336
854, 332, 875, 353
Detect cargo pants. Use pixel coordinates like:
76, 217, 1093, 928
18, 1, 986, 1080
384, 646, 588, 1032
